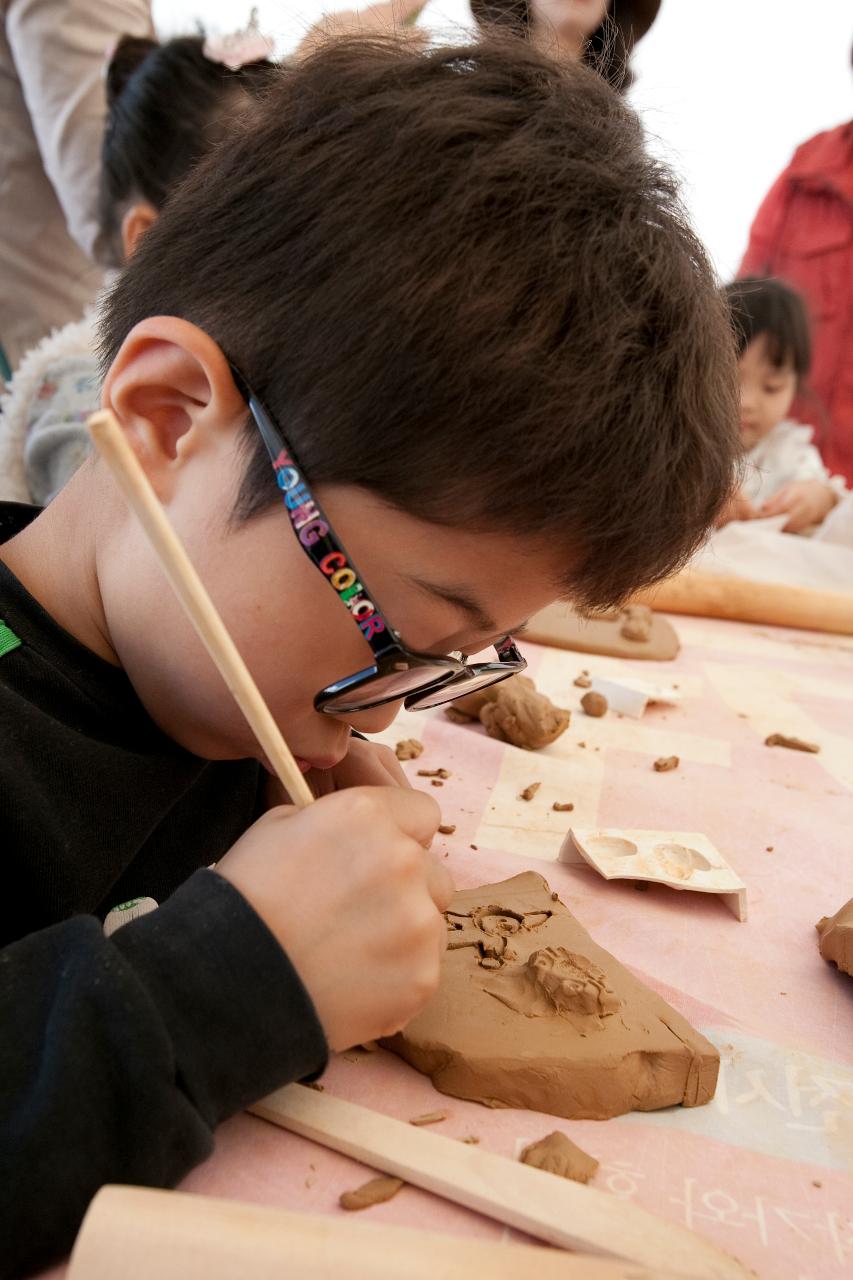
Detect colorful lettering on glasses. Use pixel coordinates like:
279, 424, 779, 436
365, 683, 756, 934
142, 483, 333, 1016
271, 448, 385, 642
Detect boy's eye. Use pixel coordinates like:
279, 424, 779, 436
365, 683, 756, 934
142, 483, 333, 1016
763, 384, 786, 394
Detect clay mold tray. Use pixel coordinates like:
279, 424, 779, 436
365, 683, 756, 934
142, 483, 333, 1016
560, 828, 747, 921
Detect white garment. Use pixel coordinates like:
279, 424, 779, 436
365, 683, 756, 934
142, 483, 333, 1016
740, 419, 846, 507
814, 491, 853, 550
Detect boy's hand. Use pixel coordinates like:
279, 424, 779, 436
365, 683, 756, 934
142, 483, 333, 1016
761, 481, 839, 533
215, 787, 453, 1051
715, 489, 757, 527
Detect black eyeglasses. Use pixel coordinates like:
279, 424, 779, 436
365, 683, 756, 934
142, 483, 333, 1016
234, 374, 526, 715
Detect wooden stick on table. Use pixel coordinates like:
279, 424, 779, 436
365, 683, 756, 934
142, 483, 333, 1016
634, 567, 853, 636
250, 1085, 751, 1280
68, 1185, 682, 1280
87, 410, 314, 808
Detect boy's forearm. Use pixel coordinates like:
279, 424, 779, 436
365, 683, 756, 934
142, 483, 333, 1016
0, 870, 326, 1276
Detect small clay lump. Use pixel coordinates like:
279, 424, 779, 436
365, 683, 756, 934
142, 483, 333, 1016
580, 691, 608, 718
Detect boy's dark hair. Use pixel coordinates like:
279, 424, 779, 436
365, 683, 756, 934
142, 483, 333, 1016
100, 36, 739, 610
98, 34, 277, 266
723, 278, 812, 381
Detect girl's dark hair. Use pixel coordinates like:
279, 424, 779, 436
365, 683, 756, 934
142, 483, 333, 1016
469, 0, 660, 89
98, 34, 277, 266
101, 36, 739, 610
723, 278, 812, 380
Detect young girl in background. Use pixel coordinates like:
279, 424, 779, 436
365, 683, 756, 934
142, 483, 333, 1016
0, 30, 277, 506
719, 277, 845, 533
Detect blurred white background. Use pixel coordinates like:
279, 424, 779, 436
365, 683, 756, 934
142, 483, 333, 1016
152, 0, 852, 279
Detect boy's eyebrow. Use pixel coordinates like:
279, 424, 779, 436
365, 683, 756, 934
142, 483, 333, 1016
406, 575, 497, 633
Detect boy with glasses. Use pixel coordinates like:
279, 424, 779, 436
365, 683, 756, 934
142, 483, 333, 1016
0, 35, 738, 1273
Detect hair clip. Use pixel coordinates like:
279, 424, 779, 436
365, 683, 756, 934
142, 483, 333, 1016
203, 7, 275, 70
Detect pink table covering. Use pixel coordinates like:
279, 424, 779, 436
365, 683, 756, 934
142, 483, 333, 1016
51, 615, 853, 1278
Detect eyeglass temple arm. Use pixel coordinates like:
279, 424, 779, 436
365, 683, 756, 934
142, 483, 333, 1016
243, 389, 403, 665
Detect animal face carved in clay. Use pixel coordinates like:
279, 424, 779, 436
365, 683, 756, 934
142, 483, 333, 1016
445, 904, 552, 969
485, 945, 622, 1021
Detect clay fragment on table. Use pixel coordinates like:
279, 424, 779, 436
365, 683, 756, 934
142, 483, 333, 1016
383, 871, 719, 1120
553, 802, 574, 812
409, 1110, 448, 1126
815, 897, 853, 976
418, 767, 450, 778
438, 824, 456, 835
444, 674, 570, 751
653, 756, 680, 772
339, 1175, 405, 1211
520, 1131, 599, 1184
574, 674, 592, 688
619, 605, 652, 643
765, 733, 820, 753
581, 691, 608, 718
520, 783, 541, 801
395, 738, 424, 761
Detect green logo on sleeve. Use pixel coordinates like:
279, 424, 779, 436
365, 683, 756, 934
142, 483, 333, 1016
0, 620, 21, 658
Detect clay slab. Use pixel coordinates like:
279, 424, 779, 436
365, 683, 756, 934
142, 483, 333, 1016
526, 604, 680, 661
561, 829, 747, 922
383, 872, 719, 1120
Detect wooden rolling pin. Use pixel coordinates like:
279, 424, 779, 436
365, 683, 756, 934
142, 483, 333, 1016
634, 568, 853, 637
67, 1185, 681, 1280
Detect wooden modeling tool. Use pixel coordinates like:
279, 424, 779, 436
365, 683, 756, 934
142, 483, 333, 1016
67, 1185, 686, 1280
562, 829, 747, 921
87, 410, 314, 809
249, 1086, 750, 1280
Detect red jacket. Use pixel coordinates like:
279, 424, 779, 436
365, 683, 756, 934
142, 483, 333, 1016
739, 122, 853, 484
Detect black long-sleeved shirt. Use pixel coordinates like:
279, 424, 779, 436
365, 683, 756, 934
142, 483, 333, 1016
0, 504, 327, 1277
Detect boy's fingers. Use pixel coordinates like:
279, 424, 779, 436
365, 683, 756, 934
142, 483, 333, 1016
423, 848, 455, 913
376, 785, 443, 847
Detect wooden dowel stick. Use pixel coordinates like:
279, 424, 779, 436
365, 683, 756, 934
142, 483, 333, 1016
88, 410, 314, 808
249, 1085, 751, 1280
68, 1185, 674, 1280
66, 1182, 666, 1280
634, 568, 853, 636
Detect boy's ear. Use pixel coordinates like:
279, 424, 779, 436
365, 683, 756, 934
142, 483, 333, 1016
102, 316, 246, 498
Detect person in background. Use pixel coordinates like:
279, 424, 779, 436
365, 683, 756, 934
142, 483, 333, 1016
739, 63, 853, 486
0, 29, 277, 507
305, 0, 660, 89
467, 0, 659, 88
0, 0, 153, 385
718, 277, 845, 533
